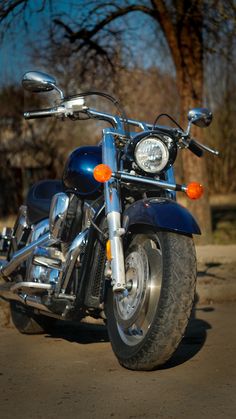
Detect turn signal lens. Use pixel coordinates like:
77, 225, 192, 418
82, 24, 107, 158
106, 240, 112, 261
93, 164, 112, 183
186, 182, 204, 200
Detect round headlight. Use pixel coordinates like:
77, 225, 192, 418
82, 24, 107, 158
134, 136, 169, 174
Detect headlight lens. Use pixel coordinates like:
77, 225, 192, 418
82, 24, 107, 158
134, 137, 169, 173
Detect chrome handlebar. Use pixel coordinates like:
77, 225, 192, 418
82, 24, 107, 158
24, 106, 66, 119
24, 104, 175, 133
23, 104, 219, 156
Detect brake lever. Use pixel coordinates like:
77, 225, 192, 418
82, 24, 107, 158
178, 133, 219, 157
191, 138, 219, 156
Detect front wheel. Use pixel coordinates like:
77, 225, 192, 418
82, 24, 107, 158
106, 230, 197, 371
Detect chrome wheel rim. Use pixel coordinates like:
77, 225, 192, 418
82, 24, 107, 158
114, 237, 162, 346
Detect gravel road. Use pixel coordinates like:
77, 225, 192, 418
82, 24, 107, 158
0, 302, 235, 419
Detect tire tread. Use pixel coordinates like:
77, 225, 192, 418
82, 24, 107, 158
107, 231, 197, 370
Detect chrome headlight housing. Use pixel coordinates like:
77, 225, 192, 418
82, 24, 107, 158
129, 132, 177, 175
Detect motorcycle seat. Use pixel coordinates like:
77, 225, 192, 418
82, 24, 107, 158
26, 179, 65, 225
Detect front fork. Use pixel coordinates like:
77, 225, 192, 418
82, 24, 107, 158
102, 129, 126, 292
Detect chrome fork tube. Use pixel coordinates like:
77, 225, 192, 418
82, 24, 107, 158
103, 128, 126, 292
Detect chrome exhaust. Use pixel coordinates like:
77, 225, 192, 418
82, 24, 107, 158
0, 233, 57, 279
0, 281, 53, 312
0, 228, 89, 314
23, 294, 52, 312
11, 282, 53, 293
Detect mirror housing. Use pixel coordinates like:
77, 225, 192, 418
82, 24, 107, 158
188, 108, 213, 128
22, 71, 64, 99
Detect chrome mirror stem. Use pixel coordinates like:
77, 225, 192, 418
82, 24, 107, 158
185, 120, 192, 137
53, 85, 64, 100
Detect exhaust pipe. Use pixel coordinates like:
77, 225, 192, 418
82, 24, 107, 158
0, 233, 57, 280
0, 230, 89, 315
11, 281, 53, 293
0, 281, 53, 312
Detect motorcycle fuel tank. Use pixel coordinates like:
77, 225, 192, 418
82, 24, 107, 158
63, 146, 102, 196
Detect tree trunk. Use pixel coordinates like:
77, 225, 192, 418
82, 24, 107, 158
152, 0, 212, 242
174, 5, 212, 243
180, 128, 212, 244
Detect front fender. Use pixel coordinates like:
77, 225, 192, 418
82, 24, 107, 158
122, 198, 201, 235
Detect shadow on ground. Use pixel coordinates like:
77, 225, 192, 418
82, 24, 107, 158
159, 302, 212, 370
44, 300, 213, 370
45, 321, 109, 344
197, 262, 225, 280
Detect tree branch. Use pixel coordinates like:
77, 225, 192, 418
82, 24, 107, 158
150, 0, 181, 70
0, 0, 27, 22
54, 4, 153, 44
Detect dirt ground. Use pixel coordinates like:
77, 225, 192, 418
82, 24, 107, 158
0, 302, 235, 419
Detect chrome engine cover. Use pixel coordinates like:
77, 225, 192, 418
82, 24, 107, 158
26, 246, 64, 285
30, 218, 50, 242
28, 264, 60, 285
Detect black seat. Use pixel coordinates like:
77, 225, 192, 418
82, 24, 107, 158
26, 180, 65, 225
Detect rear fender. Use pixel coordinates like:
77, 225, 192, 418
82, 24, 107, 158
122, 198, 201, 235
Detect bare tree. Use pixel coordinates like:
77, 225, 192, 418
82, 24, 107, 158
0, 0, 235, 241
205, 30, 236, 195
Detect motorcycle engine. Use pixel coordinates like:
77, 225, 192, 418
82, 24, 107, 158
26, 247, 64, 285
27, 193, 103, 286
27, 193, 89, 286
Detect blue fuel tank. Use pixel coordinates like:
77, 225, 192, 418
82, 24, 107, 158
63, 146, 102, 197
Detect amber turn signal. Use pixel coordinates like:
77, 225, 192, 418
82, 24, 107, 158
93, 164, 112, 183
186, 182, 204, 200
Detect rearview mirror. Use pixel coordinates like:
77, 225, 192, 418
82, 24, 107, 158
188, 108, 213, 128
22, 71, 64, 99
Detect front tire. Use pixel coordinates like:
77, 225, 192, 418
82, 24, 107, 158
106, 230, 197, 371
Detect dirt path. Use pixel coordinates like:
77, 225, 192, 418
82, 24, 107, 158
0, 302, 236, 419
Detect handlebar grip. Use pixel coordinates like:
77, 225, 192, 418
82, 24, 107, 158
188, 139, 204, 158
24, 108, 60, 119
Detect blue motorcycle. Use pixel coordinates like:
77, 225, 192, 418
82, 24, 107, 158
0, 71, 218, 370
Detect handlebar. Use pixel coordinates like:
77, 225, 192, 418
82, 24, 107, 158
23, 103, 219, 157
24, 106, 66, 119
188, 139, 204, 157
24, 104, 177, 134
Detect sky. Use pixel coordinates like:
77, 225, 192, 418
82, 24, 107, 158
0, 0, 174, 87
0, 1, 54, 86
